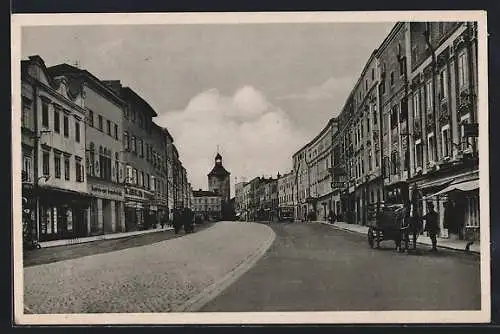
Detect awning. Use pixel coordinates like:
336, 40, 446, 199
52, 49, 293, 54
426, 179, 479, 198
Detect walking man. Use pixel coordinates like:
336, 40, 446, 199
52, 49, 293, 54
423, 202, 440, 252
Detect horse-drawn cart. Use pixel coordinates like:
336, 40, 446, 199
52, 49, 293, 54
367, 203, 408, 250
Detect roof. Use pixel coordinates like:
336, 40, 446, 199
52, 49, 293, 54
208, 164, 230, 177
47, 63, 126, 107
193, 190, 220, 197
122, 86, 158, 117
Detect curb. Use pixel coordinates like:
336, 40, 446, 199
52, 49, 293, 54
320, 222, 480, 255
172, 226, 277, 312
38, 227, 175, 249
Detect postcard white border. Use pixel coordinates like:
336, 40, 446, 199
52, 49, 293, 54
11, 10, 490, 325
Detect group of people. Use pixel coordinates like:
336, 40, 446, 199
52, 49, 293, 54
171, 208, 196, 235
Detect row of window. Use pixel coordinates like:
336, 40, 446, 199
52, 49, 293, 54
125, 106, 153, 134
40, 100, 82, 142
123, 131, 166, 171
40, 150, 84, 182
87, 109, 119, 140
125, 165, 167, 195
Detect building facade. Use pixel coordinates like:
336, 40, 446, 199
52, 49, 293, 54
278, 171, 295, 220
406, 22, 479, 241
48, 63, 126, 237
22, 56, 92, 242
305, 118, 338, 221
234, 181, 246, 220
103, 82, 158, 231
292, 144, 310, 221
192, 190, 222, 221
208, 153, 231, 219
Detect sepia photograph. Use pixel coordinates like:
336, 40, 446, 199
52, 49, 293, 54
11, 11, 490, 325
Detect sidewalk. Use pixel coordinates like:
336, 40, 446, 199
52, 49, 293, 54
38, 226, 174, 248
318, 221, 480, 254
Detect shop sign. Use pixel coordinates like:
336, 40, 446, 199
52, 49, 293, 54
125, 187, 153, 201
90, 184, 124, 199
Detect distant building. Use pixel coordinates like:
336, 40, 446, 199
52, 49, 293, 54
192, 189, 222, 221
207, 152, 231, 218
234, 181, 246, 220
278, 171, 295, 221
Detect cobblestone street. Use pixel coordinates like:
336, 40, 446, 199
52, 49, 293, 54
24, 222, 275, 313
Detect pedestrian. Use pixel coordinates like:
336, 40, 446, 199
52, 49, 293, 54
328, 210, 335, 224
423, 202, 440, 252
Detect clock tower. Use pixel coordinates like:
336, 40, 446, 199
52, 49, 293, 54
208, 152, 231, 204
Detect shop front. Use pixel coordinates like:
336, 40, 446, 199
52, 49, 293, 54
87, 180, 125, 236
37, 186, 92, 242
124, 185, 152, 231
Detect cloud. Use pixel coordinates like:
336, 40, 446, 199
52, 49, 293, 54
156, 86, 307, 195
277, 76, 356, 101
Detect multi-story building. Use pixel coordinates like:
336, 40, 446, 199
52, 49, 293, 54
246, 176, 262, 221
151, 123, 169, 225
256, 177, 278, 221
305, 118, 338, 221
292, 143, 310, 221
192, 190, 222, 221
22, 56, 91, 242
48, 62, 126, 237
103, 81, 158, 231
278, 171, 295, 220
406, 22, 479, 241
234, 181, 246, 219
335, 94, 356, 223
242, 180, 254, 221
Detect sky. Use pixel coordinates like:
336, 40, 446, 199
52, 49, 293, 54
21, 22, 395, 195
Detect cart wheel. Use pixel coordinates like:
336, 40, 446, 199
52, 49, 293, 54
368, 227, 375, 248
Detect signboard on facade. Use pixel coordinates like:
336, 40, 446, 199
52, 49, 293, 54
125, 186, 152, 202
89, 183, 124, 200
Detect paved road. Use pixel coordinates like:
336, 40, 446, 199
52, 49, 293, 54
201, 222, 481, 312
24, 222, 274, 314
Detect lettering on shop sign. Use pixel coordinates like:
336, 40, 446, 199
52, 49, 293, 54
91, 185, 123, 197
125, 188, 144, 198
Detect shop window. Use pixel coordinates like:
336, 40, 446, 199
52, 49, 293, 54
465, 195, 480, 228
66, 208, 73, 232
54, 154, 61, 179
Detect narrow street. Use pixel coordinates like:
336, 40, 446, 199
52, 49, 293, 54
201, 222, 481, 312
